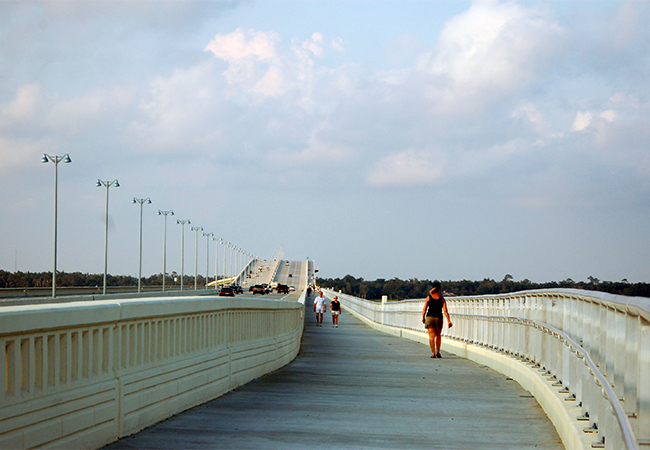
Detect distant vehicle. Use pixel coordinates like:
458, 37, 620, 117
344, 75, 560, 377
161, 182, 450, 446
289, 285, 295, 291
230, 285, 243, 294
252, 285, 266, 295
219, 286, 235, 297
249, 285, 255, 292
277, 284, 290, 294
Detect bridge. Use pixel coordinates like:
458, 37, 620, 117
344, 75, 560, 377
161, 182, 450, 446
0, 259, 647, 449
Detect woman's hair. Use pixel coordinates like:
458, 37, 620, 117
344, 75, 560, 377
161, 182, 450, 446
431, 280, 441, 292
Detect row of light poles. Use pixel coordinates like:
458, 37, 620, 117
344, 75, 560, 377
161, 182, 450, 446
42, 153, 256, 297
158, 219, 254, 292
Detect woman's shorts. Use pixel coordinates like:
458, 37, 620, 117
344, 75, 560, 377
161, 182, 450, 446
315, 307, 324, 313
424, 316, 443, 332
332, 311, 340, 315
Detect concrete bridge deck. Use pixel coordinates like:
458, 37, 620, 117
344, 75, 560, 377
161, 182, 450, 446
104, 298, 562, 449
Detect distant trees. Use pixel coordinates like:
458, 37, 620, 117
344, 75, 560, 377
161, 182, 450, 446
0, 270, 208, 289
2, 270, 648, 298
317, 275, 650, 299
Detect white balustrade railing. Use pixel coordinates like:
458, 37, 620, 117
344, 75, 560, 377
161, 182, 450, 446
1, 293, 307, 449
325, 288, 648, 450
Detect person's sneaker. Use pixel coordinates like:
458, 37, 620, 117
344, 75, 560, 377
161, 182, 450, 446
436, 352, 442, 358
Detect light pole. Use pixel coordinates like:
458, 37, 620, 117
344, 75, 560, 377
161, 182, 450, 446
203, 232, 213, 289
177, 219, 190, 290
41, 153, 72, 298
190, 226, 203, 290
212, 237, 222, 288
229, 243, 234, 282
157, 210, 174, 292
223, 241, 229, 284
132, 197, 151, 293
97, 179, 120, 295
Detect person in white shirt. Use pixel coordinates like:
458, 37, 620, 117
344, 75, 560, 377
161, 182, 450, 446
313, 291, 327, 326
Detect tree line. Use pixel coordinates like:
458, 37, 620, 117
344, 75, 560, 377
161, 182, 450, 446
0, 270, 207, 289
316, 274, 650, 300
2, 270, 648, 299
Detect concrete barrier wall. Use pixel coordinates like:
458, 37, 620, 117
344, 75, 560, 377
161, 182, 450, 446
325, 288, 648, 450
0, 295, 305, 449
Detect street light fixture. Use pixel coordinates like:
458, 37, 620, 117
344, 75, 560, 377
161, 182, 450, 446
132, 197, 152, 293
41, 153, 72, 298
190, 226, 203, 290
176, 219, 190, 291
212, 237, 222, 288
97, 179, 120, 295
229, 243, 234, 282
157, 210, 174, 292
203, 232, 214, 289
224, 241, 230, 283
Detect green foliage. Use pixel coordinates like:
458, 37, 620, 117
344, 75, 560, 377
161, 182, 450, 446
0, 270, 207, 289
1, 270, 648, 298
316, 275, 650, 299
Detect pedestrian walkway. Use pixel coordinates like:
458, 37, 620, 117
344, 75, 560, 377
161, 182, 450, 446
104, 301, 562, 449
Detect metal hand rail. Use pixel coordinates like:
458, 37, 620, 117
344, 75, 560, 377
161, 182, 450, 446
325, 288, 646, 450
450, 312, 637, 450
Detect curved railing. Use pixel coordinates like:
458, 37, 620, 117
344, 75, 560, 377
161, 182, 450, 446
324, 288, 648, 450
0, 292, 307, 449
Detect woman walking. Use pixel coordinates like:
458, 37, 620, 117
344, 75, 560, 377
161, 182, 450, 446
422, 281, 453, 358
330, 296, 341, 327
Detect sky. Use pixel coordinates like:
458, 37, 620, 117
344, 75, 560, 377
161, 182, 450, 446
1, 0, 649, 284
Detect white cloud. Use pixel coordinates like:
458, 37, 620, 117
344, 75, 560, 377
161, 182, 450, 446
45, 87, 133, 132
571, 111, 592, 131
610, 92, 642, 108
268, 135, 353, 168
204, 28, 330, 103
418, 1, 565, 114
0, 136, 48, 177
600, 110, 616, 122
129, 61, 225, 153
511, 103, 545, 133
205, 29, 287, 98
332, 37, 345, 53
204, 28, 280, 62
302, 32, 324, 58
366, 149, 445, 187
0, 84, 44, 128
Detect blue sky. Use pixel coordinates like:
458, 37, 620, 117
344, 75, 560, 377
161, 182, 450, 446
1, 0, 649, 283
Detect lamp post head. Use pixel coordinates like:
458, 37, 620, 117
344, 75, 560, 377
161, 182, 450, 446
132, 198, 137, 204
113, 180, 120, 188
41, 154, 49, 163
63, 154, 72, 163
96, 180, 102, 187
146, 198, 151, 204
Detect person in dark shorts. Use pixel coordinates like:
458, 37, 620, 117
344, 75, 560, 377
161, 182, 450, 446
330, 296, 341, 328
422, 281, 452, 358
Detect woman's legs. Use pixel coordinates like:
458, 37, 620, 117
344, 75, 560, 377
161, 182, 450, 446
427, 327, 437, 356
433, 328, 442, 356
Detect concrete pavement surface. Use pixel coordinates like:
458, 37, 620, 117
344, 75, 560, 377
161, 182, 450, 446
104, 297, 562, 449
